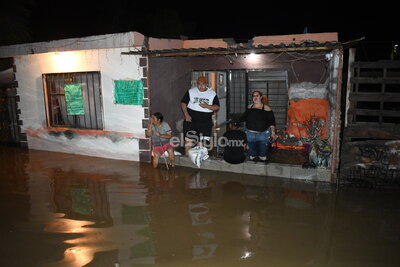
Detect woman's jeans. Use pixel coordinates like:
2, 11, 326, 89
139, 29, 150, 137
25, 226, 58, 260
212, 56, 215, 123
245, 129, 271, 158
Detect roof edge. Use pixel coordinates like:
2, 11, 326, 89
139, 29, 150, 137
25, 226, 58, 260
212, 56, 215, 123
0, 31, 145, 58
122, 42, 343, 57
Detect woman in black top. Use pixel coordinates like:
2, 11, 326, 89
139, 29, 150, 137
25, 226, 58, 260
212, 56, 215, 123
239, 90, 277, 162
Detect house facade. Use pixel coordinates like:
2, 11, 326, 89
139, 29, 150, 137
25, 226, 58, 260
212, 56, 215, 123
0, 32, 149, 161
0, 31, 343, 182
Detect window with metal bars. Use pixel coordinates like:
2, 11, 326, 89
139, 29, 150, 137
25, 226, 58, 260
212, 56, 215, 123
228, 70, 247, 117
228, 69, 288, 129
42, 72, 103, 130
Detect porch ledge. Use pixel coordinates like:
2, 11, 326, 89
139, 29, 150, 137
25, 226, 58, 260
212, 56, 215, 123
174, 155, 331, 183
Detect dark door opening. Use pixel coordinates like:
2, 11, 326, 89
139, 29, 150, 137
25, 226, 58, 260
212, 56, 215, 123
0, 87, 20, 145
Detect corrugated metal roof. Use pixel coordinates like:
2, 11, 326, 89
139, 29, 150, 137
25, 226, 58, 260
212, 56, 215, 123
122, 40, 343, 57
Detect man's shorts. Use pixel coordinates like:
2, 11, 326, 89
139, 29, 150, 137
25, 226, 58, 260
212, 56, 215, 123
183, 120, 212, 144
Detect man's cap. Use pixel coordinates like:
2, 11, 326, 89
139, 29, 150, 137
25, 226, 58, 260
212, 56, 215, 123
226, 119, 241, 127
197, 76, 208, 84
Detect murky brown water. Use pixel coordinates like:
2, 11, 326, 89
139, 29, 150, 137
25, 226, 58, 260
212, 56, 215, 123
1, 146, 399, 267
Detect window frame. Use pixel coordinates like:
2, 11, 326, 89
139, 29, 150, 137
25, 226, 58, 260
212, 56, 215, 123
42, 71, 104, 130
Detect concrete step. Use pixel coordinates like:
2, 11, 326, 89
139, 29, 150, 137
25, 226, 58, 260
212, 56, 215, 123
174, 155, 331, 182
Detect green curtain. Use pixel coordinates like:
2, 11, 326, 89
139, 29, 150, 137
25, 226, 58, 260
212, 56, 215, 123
114, 80, 143, 105
64, 83, 85, 115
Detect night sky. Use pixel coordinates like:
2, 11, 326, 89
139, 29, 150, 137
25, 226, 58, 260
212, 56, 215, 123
1, 1, 398, 61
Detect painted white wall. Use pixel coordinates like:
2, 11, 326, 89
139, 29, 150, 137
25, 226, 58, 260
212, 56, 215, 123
14, 47, 145, 161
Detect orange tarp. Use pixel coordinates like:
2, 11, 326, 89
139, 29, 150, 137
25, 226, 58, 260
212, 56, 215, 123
286, 99, 328, 139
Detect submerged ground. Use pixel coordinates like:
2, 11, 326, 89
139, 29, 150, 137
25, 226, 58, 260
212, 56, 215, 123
0, 146, 399, 266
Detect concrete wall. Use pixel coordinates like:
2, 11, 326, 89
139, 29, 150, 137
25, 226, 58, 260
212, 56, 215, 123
15, 48, 146, 161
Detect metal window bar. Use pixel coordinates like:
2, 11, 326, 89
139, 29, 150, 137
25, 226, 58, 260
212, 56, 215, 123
246, 70, 289, 129
227, 70, 247, 119
43, 71, 103, 130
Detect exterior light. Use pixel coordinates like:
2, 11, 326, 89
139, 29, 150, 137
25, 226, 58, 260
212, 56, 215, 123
52, 51, 78, 72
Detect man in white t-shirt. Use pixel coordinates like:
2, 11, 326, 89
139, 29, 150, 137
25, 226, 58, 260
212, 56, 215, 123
180, 76, 220, 155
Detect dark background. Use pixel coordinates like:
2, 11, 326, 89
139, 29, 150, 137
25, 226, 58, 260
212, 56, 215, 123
0, 1, 398, 61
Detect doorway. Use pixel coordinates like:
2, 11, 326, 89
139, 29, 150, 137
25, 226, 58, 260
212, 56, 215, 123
191, 69, 289, 155
0, 86, 22, 145
192, 69, 288, 130
0, 58, 23, 146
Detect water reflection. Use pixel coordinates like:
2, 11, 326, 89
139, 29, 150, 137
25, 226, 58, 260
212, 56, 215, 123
1, 146, 400, 267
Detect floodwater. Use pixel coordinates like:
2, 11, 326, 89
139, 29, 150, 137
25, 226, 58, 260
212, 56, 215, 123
1, 146, 399, 267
